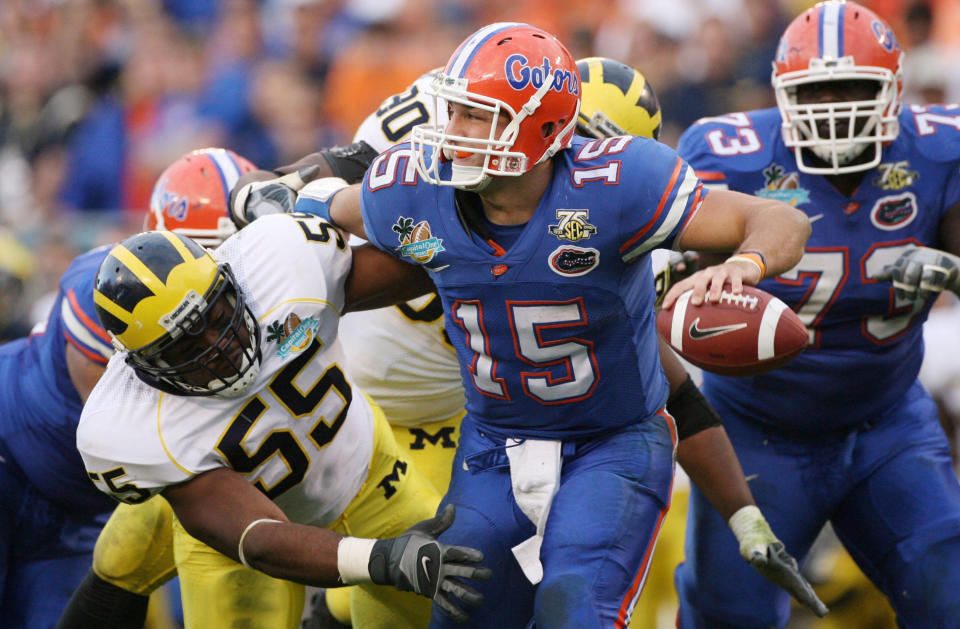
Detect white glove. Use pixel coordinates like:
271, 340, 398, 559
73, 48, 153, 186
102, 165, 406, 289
729, 505, 829, 618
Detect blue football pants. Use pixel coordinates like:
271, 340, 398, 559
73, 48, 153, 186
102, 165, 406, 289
0, 459, 108, 628
429, 413, 677, 629
676, 381, 960, 629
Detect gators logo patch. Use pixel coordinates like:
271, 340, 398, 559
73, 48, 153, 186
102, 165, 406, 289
548, 245, 599, 277
870, 192, 917, 231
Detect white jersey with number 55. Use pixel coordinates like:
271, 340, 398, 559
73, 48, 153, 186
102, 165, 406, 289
77, 214, 374, 527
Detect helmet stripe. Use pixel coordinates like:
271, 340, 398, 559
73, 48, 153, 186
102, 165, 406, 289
203, 149, 243, 204
819, 2, 843, 59
446, 22, 525, 78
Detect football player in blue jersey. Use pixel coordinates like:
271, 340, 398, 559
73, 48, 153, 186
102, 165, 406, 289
0, 242, 116, 628
232, 57, 826, 628
672, 2, 960, 628
290, 22, 813, 628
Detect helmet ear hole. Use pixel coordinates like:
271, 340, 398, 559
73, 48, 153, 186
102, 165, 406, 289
541, 121, 555, 138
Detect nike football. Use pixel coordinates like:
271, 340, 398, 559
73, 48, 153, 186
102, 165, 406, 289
656, 285, 808, 376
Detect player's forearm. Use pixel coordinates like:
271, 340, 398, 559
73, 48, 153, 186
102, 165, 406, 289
329, 184, 367, 238
237, 519, 346, 587
163, 468, 343, 587
677, 426, 755, 522
736, 196, 810, 277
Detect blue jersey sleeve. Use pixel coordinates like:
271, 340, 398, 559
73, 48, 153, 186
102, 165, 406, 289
59, 247, 114, 365
677, 109, 782, 187
359, 143, 424, 256
612, 138, 707, 262
902, 105, 960, 213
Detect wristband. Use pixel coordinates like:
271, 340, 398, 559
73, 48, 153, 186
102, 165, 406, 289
337, 536, 377, 584
725, 251, 766, 280
295, 177, 349, 225
237, 518, 283, 568
667, 374, 723, 440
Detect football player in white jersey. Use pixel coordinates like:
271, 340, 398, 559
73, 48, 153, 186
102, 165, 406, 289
58, 150, 488, 629
75, 214, 491, 628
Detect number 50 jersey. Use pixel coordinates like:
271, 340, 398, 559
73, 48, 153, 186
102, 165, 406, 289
77, 214, 374, 527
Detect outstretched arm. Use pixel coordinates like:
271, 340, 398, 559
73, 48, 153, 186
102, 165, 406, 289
163, 467, 491, 621
661, 340, 753, 520
663, 190, 810, 309
344, 244, 435, 313
660, 342, 827, 617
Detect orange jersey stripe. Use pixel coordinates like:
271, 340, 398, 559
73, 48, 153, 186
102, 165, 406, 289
64, 331, 110, 365
67, 288, 111, 343
619, 157, 684, 254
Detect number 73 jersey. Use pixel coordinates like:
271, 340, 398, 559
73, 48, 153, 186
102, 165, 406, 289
677, 105, 960, 430
78, 214, 374, 527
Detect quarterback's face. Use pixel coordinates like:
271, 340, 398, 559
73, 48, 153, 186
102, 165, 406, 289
445, 103, 510, 166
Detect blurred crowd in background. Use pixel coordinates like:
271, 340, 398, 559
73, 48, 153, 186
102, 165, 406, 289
1, 0, 959, 329
1, 2, 959, 628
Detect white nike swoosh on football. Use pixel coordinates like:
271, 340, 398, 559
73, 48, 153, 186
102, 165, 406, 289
688, 318, 748, 339
808, 213, 824, 224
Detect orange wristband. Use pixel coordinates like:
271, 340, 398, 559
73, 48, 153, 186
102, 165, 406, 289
725, 252, 766, 280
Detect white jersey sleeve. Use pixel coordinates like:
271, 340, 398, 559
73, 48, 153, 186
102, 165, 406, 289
353, 70, 446, 153
340, 294, 464, 426
78, 214, 375, 526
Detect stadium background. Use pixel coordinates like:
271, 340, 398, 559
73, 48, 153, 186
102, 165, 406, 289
1, 1, 958, 627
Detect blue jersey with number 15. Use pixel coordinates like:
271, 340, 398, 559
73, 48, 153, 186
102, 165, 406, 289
678, 105, 960, 432
359, 136, 706, 439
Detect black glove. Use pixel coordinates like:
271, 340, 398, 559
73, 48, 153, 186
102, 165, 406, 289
874, 246, 960, 310
748, 541, 829, 618
230, 164, 321, 227
368, 505, 492, 623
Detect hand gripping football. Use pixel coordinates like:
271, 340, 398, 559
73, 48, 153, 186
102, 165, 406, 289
656, 285, 808, 376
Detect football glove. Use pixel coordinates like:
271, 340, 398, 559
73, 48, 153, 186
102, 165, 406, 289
729, 506, 829, 618
368, 505, 492, 623
230, 164, 321, 227
874, 246, 960, 310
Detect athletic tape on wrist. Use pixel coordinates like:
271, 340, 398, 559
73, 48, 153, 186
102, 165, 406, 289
337, 536, 377, 584
727, 505, 765, 542
237, 518, 283, 569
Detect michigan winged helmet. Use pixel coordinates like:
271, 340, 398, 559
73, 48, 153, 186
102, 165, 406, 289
93, 231, 261, 397
576, 56, 662, 140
